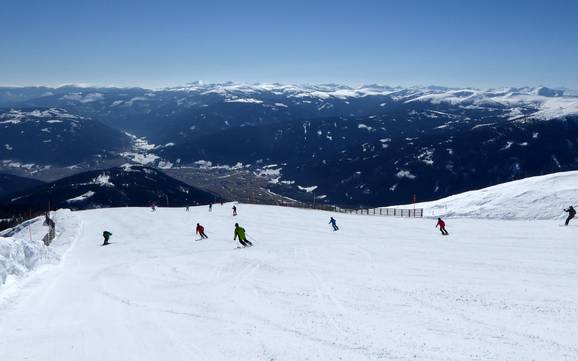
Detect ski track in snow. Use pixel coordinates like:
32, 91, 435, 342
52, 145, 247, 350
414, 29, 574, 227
0, 204, 577, 360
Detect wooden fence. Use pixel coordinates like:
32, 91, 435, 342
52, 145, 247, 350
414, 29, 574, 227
338, 207, 423, 218
266, 201, 423, 218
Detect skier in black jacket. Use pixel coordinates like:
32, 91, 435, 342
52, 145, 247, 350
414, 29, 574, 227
102, 231, 112, 245
564, 206, 576, 226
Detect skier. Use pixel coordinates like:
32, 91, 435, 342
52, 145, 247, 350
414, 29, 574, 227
151, 203, 156, 212
186, 206, 190, 212
234, 223, 253, 247
209, 203, 212, 212
196, 223, 208, 239
563, 206, 576, 226
232, 205, 237, 216
102, 231, 112, 245
329, 217, 339, 231
436, 218, 449, 235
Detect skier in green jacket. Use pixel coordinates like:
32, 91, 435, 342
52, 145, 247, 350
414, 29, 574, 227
102, 231, 112, 246
234, 223, 253, 247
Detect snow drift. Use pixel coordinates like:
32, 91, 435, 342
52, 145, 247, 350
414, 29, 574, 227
404, 170, 578, 219
0, 236, 56, 285
0, 209, 79, 286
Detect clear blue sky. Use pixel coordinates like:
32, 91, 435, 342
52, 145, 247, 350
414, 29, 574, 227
1, 0, 577, 89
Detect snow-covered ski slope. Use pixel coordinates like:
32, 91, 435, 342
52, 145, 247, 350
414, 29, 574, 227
401, 170, 578, 219
0, 203, 577, 361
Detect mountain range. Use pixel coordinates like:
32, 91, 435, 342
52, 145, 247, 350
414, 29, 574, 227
1, 165, 221, 213
1, 82, 577, 207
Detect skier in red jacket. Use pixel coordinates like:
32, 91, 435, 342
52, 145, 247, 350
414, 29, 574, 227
196, 223, 208, 239
436, 218, 449, 235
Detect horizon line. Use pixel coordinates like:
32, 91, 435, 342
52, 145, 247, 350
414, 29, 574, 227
0, 81, 574, 92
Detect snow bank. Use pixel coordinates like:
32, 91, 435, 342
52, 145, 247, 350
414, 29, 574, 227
405, 171, 578, 219
0, 236, 57, 285
0, 209, 80, 287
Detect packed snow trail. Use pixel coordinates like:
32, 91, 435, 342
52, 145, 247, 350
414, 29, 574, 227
0, 204, 577, 360
395, 170, 578, 220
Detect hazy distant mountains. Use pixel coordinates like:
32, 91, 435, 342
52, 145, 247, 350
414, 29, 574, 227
1, 82, 577, 206
0, 108, 130, 167
1, 165, 221, 211
0, 174, 44, 198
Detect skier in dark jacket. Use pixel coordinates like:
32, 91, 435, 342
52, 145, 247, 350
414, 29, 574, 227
329, 217, 339, 231
564, 206, 576, 226
234, 223, 252, 247
196, 223, 208, 239
436, 218, 449, 235
102, 231, 112, 245
232, 205, 237, 216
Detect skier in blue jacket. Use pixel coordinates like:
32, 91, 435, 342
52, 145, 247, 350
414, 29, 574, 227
329, 217, 339, 231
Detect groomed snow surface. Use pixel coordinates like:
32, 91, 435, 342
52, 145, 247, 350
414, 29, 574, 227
406, 171, 578, 220
0, 203, 576, 360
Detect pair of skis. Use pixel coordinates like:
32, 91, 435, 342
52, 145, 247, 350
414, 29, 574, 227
236, 244, 254, 249
193, 236, 255, 249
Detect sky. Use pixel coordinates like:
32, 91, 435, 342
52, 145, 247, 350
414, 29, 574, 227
1, 0, 577, 89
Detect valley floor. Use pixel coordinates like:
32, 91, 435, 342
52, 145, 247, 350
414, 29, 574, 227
0, 204, 577, 360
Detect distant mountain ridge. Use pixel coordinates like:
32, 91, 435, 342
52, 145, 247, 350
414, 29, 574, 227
2, 83, 577, 136
0, 107, 131, 167
1, 165, 222, 211
0, 174, 44, 198
1, 82, 577, 207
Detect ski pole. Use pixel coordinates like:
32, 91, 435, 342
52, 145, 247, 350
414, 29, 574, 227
246, 233, 258, 243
